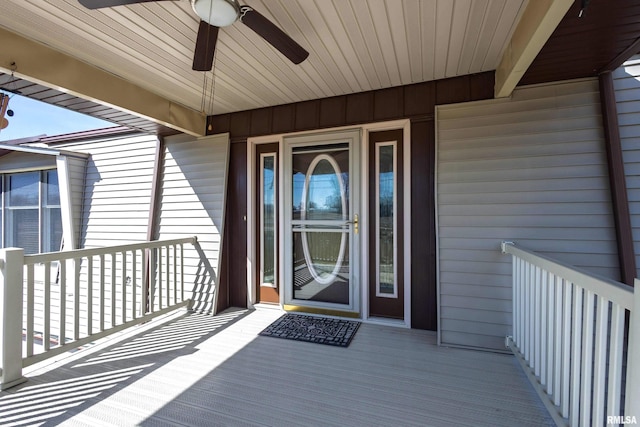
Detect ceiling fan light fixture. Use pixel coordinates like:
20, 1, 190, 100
192, 0, 240, 27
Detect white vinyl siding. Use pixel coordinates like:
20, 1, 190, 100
65, 155, 88, 248
436, 79, 618, 350
157, 133, 230, 314
55, 134, 159, 247
51, 134, 161, 330
614, 55, 640, 279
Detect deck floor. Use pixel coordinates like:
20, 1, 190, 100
1, 308, 554, 426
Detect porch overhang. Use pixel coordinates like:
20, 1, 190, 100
0, 27, 206, 137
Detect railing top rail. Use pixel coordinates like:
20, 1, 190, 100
23, 236, 198, 265
501, 241, 634, 310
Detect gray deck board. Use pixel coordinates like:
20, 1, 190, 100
0, 308, 554, 426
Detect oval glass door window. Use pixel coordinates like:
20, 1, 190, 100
300, 154, 347, 285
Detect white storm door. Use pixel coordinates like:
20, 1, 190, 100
283, 130, 360, 312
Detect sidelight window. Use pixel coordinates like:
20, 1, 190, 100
375, 142, 397, 298
260, 153, 277, 287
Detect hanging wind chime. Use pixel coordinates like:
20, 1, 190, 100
0, 63, 18, 132
0, 93, 10, 130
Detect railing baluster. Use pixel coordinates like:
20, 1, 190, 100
87, 256, 93, 336
528, 262, 535, 364
173, 245, 177, 305
546, 272, 554, 395
523, 261, 529, 358
99, 255, 105, 332
180, 243, 184, 302
110, 252, 116, 327
132, 250, 137, 320
539, 268, 547, 383
59, 260, 67, 347
580, 290, 595, 426
553, 275, 563, 407
511, 257, 520, 346
561, 280, 572, 418
158, 247, 163, 310
121, 251, 127, 323
520, 259, 526, 354
74, 258, 80, 341
44, 262, 51, 352
607, 304, 625, 419
570, 285, 583, 426
165, 245, 170, 308
142, 249, 148, 315
149, 248, 156, 312
536, 267, 543, 377
592, 296, 608, 426
25, 264, 35, 358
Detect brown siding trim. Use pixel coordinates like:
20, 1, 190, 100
224, 140, 249, 307
599, 72, 637, 286
207, 72, 495, 137
147, 137, 164, 242
410, 119, 437, 330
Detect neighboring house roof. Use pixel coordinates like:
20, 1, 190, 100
0, 126, 143, 158
0, 143, 90, 159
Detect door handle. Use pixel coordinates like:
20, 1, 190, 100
346, 214, 359, 234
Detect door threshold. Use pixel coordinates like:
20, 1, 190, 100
284, 304, 360, 319
365, 316, 410, 328
253, 303, 284, 311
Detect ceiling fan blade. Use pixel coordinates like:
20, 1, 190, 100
192, 21, 220, 71
78, 0, 175, 9
240, 6, 309, 65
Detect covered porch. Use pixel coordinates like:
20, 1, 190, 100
0, 307, 552, 426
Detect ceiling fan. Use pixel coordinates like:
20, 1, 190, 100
78, 0, 309, 71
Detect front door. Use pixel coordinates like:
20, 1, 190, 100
283, 130, 360, 314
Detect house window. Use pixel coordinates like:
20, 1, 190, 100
376, 142, 397, 298
260, 153, 277, 287
2, 170, 62, 254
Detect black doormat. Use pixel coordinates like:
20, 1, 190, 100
259, 313, 360, 347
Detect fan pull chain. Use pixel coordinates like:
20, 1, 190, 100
200, 71, 208, 114
204, 0, 216, 133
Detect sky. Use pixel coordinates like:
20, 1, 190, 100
0, 91, 116, 142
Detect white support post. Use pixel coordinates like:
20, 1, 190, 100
627, 280, 640, 418
0, 248, 26, 390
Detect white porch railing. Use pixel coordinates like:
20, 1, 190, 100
501, 241, 639, 427
0, 236, 197, 390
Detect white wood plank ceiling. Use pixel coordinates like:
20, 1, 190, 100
0, 0, 527, 116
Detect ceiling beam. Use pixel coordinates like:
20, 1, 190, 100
0, 27, 206, 137
495, 0, 574, 98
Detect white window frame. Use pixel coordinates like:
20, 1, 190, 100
375, 141, 398, 299
1, 169, 61, 254
259, 152, 278, 288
